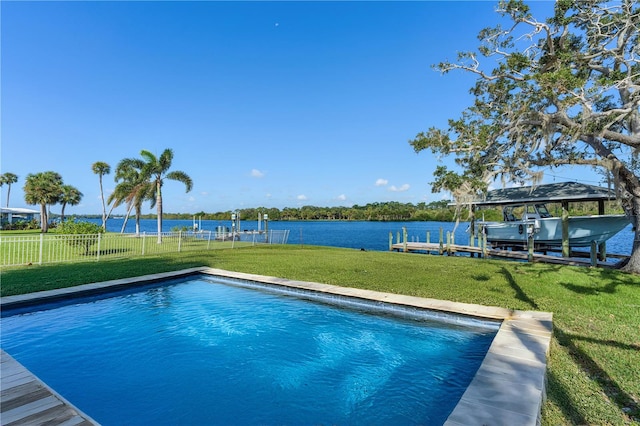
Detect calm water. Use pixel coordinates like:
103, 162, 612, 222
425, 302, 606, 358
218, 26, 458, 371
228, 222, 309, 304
1, 276, 497, 425
87, 217, 634, 254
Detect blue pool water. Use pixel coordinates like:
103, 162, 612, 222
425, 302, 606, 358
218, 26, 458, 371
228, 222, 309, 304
1, 276, 498, 425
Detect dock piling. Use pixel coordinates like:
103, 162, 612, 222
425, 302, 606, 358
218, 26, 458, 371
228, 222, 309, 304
402, 227, 408, 253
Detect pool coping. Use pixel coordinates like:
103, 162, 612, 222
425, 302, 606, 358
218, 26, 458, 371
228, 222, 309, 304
1, 267, 552, 425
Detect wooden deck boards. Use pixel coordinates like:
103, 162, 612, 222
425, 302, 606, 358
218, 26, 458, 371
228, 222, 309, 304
1, 350, 96, 426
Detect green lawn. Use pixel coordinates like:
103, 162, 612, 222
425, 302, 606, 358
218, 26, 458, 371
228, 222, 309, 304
1, 245, 639, 425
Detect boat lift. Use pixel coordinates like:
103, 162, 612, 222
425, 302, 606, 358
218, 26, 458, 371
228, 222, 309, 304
466, 182, 626, 260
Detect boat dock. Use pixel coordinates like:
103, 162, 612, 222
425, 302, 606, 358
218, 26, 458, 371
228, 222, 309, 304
390, 241, 627, 268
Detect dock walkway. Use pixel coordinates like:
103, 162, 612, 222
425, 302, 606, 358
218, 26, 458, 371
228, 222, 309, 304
390, 242, 625, 267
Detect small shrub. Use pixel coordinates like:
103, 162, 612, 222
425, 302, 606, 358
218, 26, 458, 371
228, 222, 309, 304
1, 219, 41, 231
53, 220, 104, 235
26, 219, 41, 230
53, 220, 104, 255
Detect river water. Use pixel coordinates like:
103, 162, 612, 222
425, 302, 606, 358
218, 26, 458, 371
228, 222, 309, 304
87, 217, 634, 256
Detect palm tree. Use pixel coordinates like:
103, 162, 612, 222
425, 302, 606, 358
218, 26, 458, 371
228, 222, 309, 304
23, 171, 63, 232
109, 158, 153, 235
91, 161, 111, 230
0, 172, 18, 207
59, 184, 83, 223
139, 149, 192, 243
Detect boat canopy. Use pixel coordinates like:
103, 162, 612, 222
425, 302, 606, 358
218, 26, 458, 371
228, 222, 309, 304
470, 182, 617, 207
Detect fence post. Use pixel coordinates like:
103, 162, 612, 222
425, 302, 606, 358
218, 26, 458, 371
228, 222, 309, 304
142, 232, 146, 256
39, 233, 44, 265
207, 230, 211, 250
438, 227, 444, 255
178, 231, 182, 252
97, 233, 102, 262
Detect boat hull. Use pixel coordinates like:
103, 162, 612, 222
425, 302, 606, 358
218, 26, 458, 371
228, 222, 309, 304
475, 215, 630, 248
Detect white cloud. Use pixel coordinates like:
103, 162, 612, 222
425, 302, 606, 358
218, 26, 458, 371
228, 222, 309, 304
375, 178, 388, 186
336, 194, 347, 201
250, 169, 265, 178
297, 194, 308, 201
389, 184, 410, 192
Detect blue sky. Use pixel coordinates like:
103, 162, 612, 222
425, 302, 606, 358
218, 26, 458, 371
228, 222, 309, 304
1, 0, 597, 215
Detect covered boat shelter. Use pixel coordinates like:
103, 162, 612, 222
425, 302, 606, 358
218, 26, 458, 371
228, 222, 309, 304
470, 182, 621, 258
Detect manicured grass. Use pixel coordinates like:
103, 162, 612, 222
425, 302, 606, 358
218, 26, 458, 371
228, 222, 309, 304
1, 245, 639, 425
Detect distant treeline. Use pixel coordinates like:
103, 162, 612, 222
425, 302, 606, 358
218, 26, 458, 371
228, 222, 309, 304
74, 200, 623, 223
190, 201, 458, 222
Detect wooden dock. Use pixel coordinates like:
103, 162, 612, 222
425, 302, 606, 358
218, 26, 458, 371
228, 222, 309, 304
1, 350, 97, 426
390, 242, 626, 267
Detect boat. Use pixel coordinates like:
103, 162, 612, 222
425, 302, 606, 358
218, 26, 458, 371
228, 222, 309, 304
468, 182, 631, 251
474, 203, 630, 248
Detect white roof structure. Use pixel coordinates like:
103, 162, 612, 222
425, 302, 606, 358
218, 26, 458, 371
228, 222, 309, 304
0, 207, 40, 214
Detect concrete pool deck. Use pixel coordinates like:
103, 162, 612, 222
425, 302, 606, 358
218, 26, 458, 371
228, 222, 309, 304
1, 267, 552, 425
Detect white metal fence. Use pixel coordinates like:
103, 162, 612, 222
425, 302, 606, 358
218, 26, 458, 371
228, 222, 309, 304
0, 230, 290, 267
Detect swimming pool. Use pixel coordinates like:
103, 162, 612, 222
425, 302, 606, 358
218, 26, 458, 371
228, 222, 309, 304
0, 268, 552, 425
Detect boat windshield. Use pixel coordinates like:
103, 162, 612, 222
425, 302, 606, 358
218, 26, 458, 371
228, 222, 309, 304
535, 204, 552, 218
503, 204, 553, 221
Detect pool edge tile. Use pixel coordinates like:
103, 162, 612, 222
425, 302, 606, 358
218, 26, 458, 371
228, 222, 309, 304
200, 268, 519, 321
444, 315, 551, 426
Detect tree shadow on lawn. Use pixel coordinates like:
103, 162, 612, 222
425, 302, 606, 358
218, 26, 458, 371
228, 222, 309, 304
538, 263, 640, 295
558, 269, 640, 295
499, 266, 639, 423
553, 327, 640, 422
85, 248, 132, 257
545, 368, 589, 425
498, 267, 539, 309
